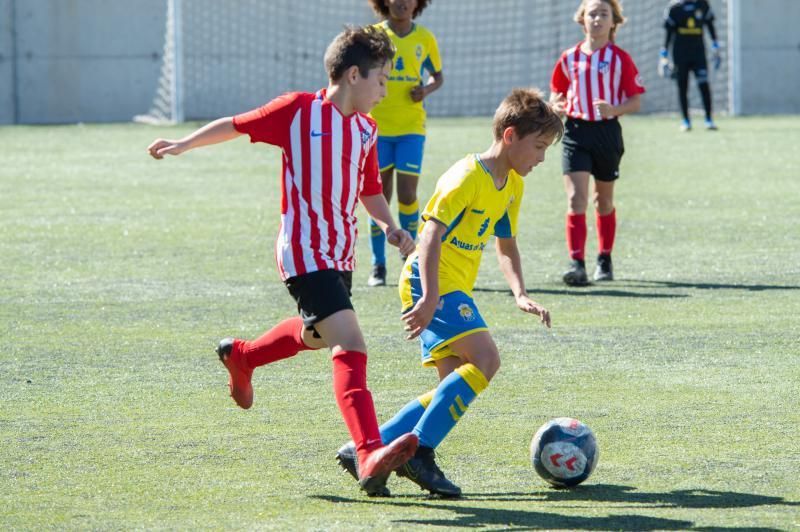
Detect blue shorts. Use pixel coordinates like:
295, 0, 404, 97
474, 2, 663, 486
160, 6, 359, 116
377, 134, 425, 176
401, 261, 488, 366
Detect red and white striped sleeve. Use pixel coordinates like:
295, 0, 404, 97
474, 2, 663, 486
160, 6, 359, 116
232, 92, 302, 148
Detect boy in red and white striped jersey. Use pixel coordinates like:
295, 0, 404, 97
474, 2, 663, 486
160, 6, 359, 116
146, 26, 417, 497
550, 0, 645, 286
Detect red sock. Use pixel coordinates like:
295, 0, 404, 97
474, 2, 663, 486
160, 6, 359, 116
566, 213, 587, 260
237, 316, 311, 369
332, 350, 383, 464
596, 209, 616, 255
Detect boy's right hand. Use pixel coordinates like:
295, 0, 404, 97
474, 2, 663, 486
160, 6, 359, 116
401, 297, 438, 340
147, 139, 185, 159
549, 94, 567, 118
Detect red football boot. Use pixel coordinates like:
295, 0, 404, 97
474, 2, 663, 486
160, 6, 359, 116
358, 433, 418, 496
216, 338, 254, 409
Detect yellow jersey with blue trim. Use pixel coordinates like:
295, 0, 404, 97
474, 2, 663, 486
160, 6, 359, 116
370, 21, 442, 137
415, 154, 524, 297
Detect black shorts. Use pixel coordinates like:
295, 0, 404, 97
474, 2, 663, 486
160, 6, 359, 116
561, 118, 624, 182
674, 55, 709, 82
285, 269, 354, 329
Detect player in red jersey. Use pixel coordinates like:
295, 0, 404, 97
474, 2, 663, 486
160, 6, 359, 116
146, 26, 418, 497
550, 0, 645, 286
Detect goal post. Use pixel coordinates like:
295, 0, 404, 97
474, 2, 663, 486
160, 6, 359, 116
136, 0, 732, 124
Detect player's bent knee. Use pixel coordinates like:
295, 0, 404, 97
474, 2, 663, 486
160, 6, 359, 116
470, 351, 500, 382
568, 199, 589, 214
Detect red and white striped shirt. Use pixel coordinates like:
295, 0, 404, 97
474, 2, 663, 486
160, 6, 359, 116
550, 42, 645, 122
233, 89, 382, 281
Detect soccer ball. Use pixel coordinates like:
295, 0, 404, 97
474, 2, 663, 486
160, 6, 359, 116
530, 417, 598, 488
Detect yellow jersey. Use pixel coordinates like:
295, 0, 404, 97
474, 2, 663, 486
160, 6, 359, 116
402, 154, 524, 301
370, 21, 442, 137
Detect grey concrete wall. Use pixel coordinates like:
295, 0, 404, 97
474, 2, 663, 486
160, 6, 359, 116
0, 0, 14, 124
735, 0, 800, 114
11, 0, 165, 124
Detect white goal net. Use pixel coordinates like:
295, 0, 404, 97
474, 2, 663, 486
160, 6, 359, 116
136, 0, 729, 123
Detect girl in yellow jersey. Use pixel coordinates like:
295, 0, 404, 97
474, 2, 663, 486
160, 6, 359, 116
367, 0, 444, 287
337, 89, 563, 497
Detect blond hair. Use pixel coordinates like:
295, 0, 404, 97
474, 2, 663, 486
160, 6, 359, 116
574, 0, 626, 41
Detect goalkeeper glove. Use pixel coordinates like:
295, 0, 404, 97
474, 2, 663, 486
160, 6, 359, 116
658, 48, 673, 78
711, 41, 721, 71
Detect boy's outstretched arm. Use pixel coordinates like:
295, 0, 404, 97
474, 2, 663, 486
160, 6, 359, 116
402, 219, 446, 339
495, 237, 551, 328
147, 117, 242, 159
360, 194, 415, 257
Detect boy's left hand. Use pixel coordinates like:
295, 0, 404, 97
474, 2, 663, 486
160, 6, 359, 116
410, 85, 426, 102
515, 295, 551, 328
386, 228, 416, 257
593, 99, 616, 119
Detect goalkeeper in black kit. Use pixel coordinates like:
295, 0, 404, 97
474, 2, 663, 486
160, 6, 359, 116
660, 0, 720, 132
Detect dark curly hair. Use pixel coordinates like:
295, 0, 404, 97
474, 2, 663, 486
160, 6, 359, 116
368, 0, 432, 19
324, 25, 395, 81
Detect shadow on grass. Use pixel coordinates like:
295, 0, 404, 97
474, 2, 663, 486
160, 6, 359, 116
315, 493, 693, 530
472, 286, 688, 299
314, 484, 797, 530
631, 280, 800, 292
475, 484, 800, 510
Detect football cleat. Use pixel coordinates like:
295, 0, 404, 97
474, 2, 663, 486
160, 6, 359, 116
705, 119, 718, 131
680, 119, 692, 132
358, 433, 418, 496
593, 254, 614, 282
336, 441, 390, 497
367, 264, 387, 287
562, 259, 590, 287
217, 338, 254, 409
396, 445, 462, 498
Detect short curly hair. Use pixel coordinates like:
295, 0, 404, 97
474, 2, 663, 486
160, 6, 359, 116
492, 88, 564, 143
368, 0, 432, 19
324, 25, 395, 81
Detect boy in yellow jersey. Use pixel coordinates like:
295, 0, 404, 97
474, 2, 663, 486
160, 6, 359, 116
337, 88, 563, 497
366, 0, 444, 287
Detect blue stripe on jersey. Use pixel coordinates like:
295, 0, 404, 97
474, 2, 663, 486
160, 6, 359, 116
422, 57, 435, 76
440, 208, 467, 242
494, 212, 512, 238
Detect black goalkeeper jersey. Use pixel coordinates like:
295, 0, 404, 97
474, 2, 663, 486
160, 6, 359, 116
664, 0, 715, 61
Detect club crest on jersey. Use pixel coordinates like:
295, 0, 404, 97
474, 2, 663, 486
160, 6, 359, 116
598, 61, 610, 74
415, 45, 423, 60
360, 130, 371, 147
458, 303, 476, 322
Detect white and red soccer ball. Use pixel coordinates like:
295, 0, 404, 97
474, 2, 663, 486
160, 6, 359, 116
530, 417, 598, 487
